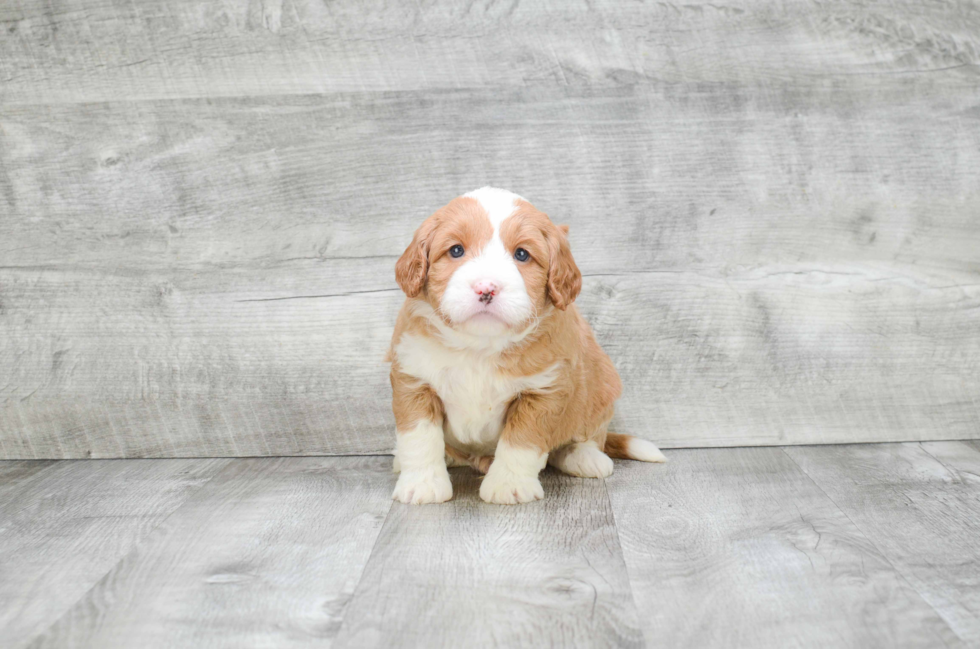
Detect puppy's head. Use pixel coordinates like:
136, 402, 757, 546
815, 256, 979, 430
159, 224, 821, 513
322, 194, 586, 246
395, 187, 581, 336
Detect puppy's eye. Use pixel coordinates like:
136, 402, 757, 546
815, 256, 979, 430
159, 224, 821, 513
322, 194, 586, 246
514, 247, 530, 262
449, 244, 465, 258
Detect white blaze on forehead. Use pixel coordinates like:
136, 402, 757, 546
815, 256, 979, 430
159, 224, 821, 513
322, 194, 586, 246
440, 187, 533, 333
463, 186, 523, 230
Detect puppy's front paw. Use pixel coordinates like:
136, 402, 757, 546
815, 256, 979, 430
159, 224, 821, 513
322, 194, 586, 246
392, 467, 453, 504
479, 468, 544, 505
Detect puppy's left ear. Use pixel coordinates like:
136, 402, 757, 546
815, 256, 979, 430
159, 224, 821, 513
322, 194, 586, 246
546, 223, 581, 310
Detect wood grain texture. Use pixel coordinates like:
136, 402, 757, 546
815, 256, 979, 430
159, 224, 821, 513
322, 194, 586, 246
0, 460, 56, 500
3, 448, 980, 646
334, 468, 644, 648
26, 456, 394, 649
606, 448, 962, 648
0, 458, 229, 649
1, 0, 978, 103
2, 0, 980, 457
785, 442, 980, 645
2, 81, 979, 457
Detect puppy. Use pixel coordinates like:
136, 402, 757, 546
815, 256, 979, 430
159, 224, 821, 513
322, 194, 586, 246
387, 187, 665, 505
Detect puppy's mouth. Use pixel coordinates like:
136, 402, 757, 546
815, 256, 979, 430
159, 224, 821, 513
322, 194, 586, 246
464, 309, 510, 326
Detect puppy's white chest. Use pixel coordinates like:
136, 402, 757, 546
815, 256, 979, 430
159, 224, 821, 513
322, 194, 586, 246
395, 334, 556, 454
439, 361, 516, 453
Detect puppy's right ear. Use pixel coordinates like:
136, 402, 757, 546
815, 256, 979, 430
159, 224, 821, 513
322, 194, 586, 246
395, 215, 438, 297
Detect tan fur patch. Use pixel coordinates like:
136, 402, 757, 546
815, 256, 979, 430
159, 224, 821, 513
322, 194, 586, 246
389, 365, 444, 431
395, 197, 495, 325
445, 444, 494, 474
602, 432, 631, 459
499, 200, 581, 312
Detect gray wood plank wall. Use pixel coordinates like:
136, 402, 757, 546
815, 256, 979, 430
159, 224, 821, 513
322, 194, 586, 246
1, 1, 978, 457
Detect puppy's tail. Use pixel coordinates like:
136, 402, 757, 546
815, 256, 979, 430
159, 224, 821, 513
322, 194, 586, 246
604, 433, 667, 463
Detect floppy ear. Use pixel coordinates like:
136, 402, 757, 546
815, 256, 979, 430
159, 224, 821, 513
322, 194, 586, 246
395, 215, 438, 297
546, 223, 581, 310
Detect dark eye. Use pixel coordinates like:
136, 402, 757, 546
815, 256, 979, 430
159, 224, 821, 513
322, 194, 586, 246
514, 247, 530, 262
449, 244, 465, 258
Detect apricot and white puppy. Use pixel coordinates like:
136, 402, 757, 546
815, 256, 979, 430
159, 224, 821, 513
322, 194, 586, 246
388, 187, 665, 505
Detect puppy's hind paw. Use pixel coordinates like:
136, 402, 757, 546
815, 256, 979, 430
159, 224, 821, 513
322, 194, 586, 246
549, 441, 614, 478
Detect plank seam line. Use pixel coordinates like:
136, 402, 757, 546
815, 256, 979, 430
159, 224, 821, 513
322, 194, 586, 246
234, 287, 400, 302
18, 457, 235, 649
779, 447, 966, 646
331, 488, 397, 645
600, 476, 648, 646
1, 83, 569, 108
916, 441, 980, 484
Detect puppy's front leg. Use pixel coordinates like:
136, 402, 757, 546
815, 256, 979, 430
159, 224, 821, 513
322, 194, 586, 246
391, 378, 452, 505
480, 393, 557, 505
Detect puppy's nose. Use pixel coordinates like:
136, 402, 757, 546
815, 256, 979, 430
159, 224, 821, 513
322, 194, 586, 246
472, 280, 499, 296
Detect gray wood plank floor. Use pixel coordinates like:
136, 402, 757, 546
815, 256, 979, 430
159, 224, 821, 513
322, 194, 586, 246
785, 441, 980, 645
26, 457, 393, 649
0, 459, 230, 648
607, 448, 960, 648
335, 470, 643, 649
3, 444, 980, 648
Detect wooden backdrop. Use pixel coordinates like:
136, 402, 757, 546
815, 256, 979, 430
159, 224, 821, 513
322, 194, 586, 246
1, 0, 978, 458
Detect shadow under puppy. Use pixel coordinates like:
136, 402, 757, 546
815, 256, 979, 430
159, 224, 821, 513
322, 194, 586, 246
387, 187, 665, 505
